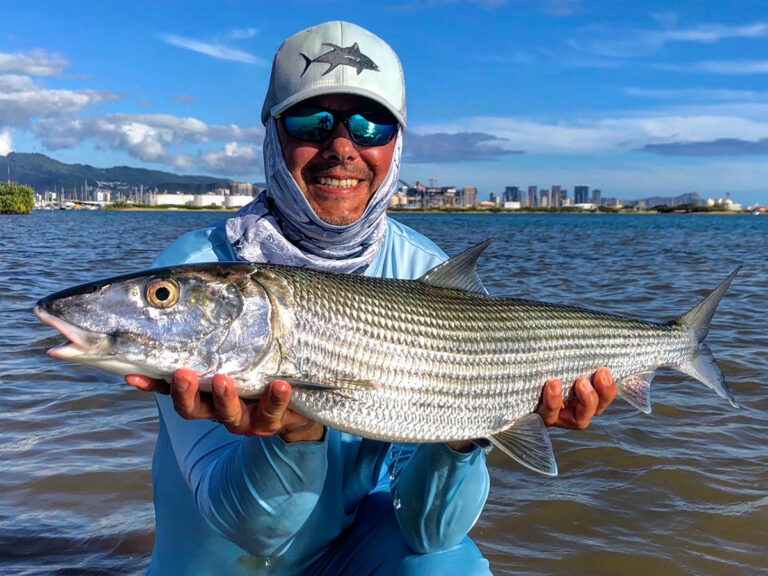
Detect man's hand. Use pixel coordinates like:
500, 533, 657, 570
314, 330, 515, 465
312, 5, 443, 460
537, 367, 618, 429
125, 369, 325, 443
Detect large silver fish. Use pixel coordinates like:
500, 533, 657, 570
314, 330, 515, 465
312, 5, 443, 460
34, 242, 739, 475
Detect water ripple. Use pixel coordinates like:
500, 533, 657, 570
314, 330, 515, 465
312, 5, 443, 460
2, 211, 767, 575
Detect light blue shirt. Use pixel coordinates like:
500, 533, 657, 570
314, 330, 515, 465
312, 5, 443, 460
147, 218, 490, 575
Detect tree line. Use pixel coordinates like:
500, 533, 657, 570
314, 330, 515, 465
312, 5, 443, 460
0, 183, 36, 214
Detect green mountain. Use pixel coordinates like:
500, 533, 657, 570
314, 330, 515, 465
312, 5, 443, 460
3, 152, 244, 195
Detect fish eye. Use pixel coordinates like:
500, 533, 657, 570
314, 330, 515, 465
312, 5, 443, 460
145, 278, 180, 309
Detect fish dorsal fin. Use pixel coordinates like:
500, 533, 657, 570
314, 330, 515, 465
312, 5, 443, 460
674, 267, 741, 342
489, 413, 558, 476
617, 371, 654, 414
418, 239, 493, 295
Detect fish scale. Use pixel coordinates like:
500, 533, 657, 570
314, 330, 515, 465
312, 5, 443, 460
274, 265, 696, 442
35, 242, 740, 474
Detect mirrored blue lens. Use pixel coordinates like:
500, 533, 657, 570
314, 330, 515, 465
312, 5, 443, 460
283, 110, 335, 142
282, 108, 397, 147
347, 113, 397, 146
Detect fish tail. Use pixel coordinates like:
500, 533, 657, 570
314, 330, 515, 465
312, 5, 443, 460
300, 53, 312, 76
671, 267, 741, 408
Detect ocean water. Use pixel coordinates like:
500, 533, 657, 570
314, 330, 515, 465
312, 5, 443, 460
2, 210, 766, 575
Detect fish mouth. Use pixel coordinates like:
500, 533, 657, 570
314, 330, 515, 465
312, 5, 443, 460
34, 305, 107, 360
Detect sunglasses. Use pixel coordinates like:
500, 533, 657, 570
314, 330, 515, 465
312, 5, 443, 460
280, 105, 398, 147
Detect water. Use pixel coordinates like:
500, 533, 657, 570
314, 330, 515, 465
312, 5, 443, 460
2, 211, 767, 575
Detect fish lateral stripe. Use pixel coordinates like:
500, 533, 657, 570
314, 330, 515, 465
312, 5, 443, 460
35, 254, 742, 475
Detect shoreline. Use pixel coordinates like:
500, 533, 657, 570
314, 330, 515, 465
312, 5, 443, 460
30, 205, 759, 215
96, 207, 753, 215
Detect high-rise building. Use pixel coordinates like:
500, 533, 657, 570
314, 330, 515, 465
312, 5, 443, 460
552, 185, 564, 208
528, 186, 538, 208
591, 189, 602, 205
574, 185, 590, 204
462, 186, 478, 207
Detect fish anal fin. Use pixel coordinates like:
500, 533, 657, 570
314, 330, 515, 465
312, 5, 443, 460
490, 413, 558, 476
617, 371, 654, 414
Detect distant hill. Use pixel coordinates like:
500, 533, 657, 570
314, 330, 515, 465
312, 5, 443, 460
636, 192, 703, 207
3, 152, 247, 195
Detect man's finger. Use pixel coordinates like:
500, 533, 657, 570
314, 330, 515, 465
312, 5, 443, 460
592, 367, 618, 416
212, 374, 248, 432
570, 377, 599, 429
125, 374, 170, 395
537, 379, 564, 427
171, 369, 214, 420
254, 381, 292, 436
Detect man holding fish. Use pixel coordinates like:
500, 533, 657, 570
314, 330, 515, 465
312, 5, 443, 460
124, 21, 618, 575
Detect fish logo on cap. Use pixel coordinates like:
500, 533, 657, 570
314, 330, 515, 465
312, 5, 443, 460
300, 43, 380, 76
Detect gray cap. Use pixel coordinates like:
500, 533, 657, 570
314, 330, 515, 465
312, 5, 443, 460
261, 21, 406, 127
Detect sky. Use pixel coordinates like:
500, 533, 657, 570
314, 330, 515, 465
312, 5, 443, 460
2, 0, 768, 205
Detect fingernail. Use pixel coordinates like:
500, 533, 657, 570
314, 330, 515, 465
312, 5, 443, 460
272, 380, 289, 395
213, 378, 227, 396
174, 374, 191, 392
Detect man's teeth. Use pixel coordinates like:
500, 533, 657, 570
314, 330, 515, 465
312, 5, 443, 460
317, 177, 360, 188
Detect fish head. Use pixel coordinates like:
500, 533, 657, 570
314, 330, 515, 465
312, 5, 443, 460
34, 264, 272, 384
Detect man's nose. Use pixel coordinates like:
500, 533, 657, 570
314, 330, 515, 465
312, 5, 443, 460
321, 122, 359, 161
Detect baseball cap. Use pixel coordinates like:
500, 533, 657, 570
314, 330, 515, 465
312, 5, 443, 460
261, 21, 406, 128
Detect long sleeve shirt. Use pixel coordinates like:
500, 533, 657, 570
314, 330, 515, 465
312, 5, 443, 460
146, 217, 490, 575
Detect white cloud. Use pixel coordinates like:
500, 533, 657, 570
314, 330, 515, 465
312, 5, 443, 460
0, 130, 12, 155
0, 50, 69, 77
669, 60, 768, 75
0, 74, 118, 128
412, 111, 768, 156
194, 142, 261, 175
161, 34, 266, 64
654, 22, 768, 43
227, 27, 259, 40
34, 113, 264, 171
625, 87, 761, 101
565, 20, 768, 62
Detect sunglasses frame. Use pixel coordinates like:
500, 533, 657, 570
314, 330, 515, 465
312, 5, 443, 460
278, 106, 398, 147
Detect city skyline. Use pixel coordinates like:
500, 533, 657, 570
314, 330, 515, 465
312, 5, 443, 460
2, 1, 767, 204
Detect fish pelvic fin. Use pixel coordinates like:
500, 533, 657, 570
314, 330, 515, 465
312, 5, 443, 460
490, 413, 558, 476
670, 267, 740, 408
418, 239, 493, 295
616, 371, 654, 414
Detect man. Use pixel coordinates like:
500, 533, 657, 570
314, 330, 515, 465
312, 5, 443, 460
128, 21, 617, 575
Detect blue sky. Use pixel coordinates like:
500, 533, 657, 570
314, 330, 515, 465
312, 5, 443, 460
2, 0, 767, 205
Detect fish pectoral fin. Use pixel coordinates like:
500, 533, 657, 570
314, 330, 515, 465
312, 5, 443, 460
617, 371, 654, 414
490, 413, 558, 476
278, 375, 380, 392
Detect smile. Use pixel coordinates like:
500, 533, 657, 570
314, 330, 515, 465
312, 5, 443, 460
316, 177, 362, 188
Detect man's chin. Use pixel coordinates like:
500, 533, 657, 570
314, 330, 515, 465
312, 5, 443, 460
306, 189, 371, 226
313, 208, 364, 226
